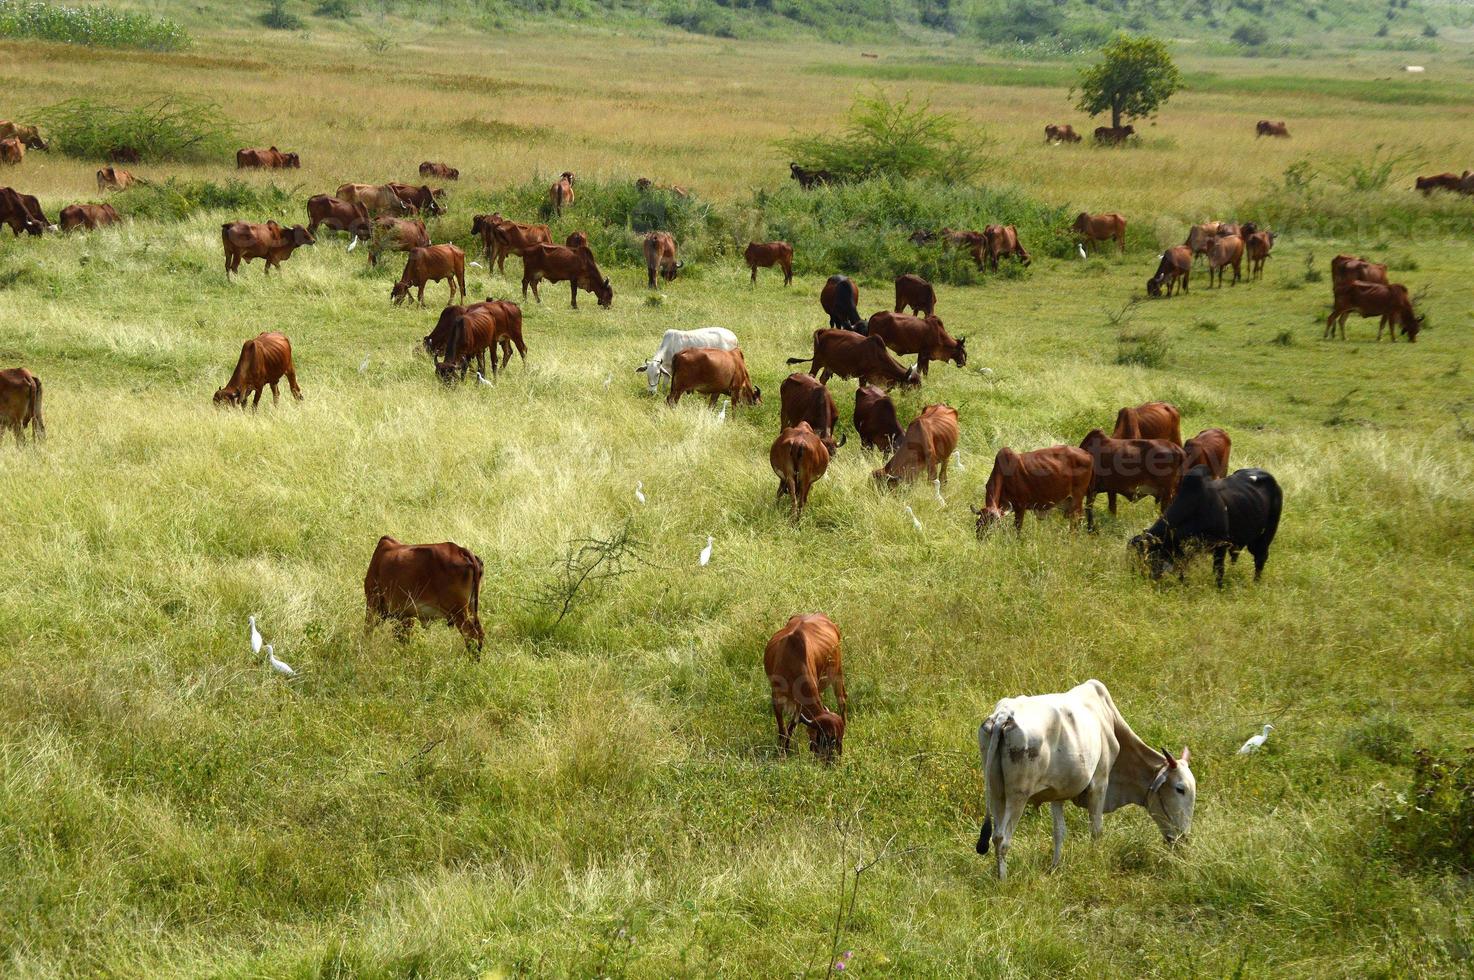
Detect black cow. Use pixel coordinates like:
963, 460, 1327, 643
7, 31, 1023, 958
1130, 467, 1282, 587
821, 275, 865, 332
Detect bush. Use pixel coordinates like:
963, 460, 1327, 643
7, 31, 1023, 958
114, 179, 297, 222
261, 0, 304, 30
314, 0, 354, 17
1115, 326, 1170, 368
1347, 716, 1413, 764
777, 90, 990, 184
0, 0, 188, 49
34, 96, 240, 163
1231, 23, 1270, 46
1379, 748, 1474, 872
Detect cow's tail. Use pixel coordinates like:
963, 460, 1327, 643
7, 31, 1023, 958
976, 707, 1014, 855
785, 353, 814, 367
29, 375, 44, 442
788, 441, 805, 499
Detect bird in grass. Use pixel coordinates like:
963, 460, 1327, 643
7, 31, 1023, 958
933, 479, 946, 507
951, 449, 963, 472
265, 644, 296, 679
358, 356, 369, 374
717, 398, 729, 422
476, 371, 494, 386
346, 237, 358, 252
249, 615, 263, 655
469, 261, 483, 269
904, 505, 923, 532
1238, 724, 1273, 755
635, 481, 646, 505
699, 535, 714, 566
1076, 243, 1087, 260
603, 373, 613, 388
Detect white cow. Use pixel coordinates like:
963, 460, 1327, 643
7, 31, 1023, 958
637, 327, 739, 394
976, 679, 1195, 878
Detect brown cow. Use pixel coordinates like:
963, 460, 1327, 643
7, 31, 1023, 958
1185, 222, 1225, 261
1414, 172, 1464, 195
368, 217, 429, 267
854, 384, 903, 452
58, 203, 120, 232
789, 162, 837, 190
518, 243, 612, 309
779, 372, 841, 453
770, 423, 832, 520
387, 182, 444, 217
1112, 402, 1182, 445
1147, 245, 1192, 298
1246, 231, 1275, 280
1182, 428, 1231, 480
0, 187, 49, 235
1073, 212, 1126, 254
643, 231, 680, 288
983, 225, 1031, 269
864, 311, 966, 376
306, 194, 372, 239
1045, 124, 1082, 143
391, 244, 466, 306
1325, 281, 1422, 342
787, 330, 920, 389
212, 332, 303, 409
819, 275, 864, 331
1207, 234, 1244, 287
873, 404, 959, 487
471, 213, 550, 271
549, 171, 575, 214
0, 139, 23, 166
1255, 120, 1290, 138
894, 273, 935, 316
419, 161, 459, 180
1078, 428, 1185, 520
336, 183, 409, 216
0, 121, 46, 150
426, 300, 527, 381
364, 536, 484, 656
96, 166, 136, 193
1330, 254, 1388, 296
236, 146, 299, 169
0, 367, 44, 445
667, 347, 760, 407
222, 221, 315, 277
1093, 125, 1136, 144
972, 445, 1092, 533
745, 241, 793, 286
764, 613, 846, 762
939, 228, 985, 252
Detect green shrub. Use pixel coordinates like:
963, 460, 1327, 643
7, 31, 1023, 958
34, 96, 240, 163
1231, 23, 1270, 46
1347, 716, 1413, 764
261, 0, 304, 29
1379, 748, 1474, 872
0, 0, 187, 49
314, 0, 354, 17
777, 90, 990, 184
1115, 326, 1170, 368
114, 179, 297, 222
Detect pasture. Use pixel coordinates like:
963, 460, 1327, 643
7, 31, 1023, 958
2, 14, 1473, 977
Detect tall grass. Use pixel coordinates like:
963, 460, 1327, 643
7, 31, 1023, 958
0, 0, 188, 49
34, 96, 239, 162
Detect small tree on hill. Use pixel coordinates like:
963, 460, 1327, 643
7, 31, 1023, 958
1073, 34, 1183, 131
777, 89, 988, 183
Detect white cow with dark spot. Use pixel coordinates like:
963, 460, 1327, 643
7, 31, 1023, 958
976, 678, 1196, 878
637, 327, 739, 394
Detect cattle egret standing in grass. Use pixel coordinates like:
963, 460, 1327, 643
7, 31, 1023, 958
265, 644, 296, 679
934, 479, 946, 507
904, 504, 923, 532
347, 236, 358, 252
1077, 243, 1087, 260
717, 398, 729, 422
470, 260, 483, 268
952, 449, 963, 471
358, 356, 369, 374
476, 371, 494, 387
249, 615, 263, 655
699, 536, 714, 566
635, 481, 646, 505
1238, 724, 1273, 755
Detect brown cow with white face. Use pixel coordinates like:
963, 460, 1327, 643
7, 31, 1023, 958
666, 347, 760, 408
763, 613, 846, 762
364, 536, 484, 656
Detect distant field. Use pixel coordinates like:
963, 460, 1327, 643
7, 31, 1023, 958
1, 14, 1473, 978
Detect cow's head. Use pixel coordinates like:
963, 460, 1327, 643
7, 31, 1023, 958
636, 359, 665, 394
799, 710, 844, 764
1145, 747, 1195, 843
900, 366, 922, 388
420, 186, 444, 215
734, 382, 761, 406
1147, 275, 1165, 298
594, 278, 614, 307
635, 177, 653, 192
971, 503, 1006, 535
289, 225, 315, 247
390, 281, 412, 305
949, 334, 968, 368
284, 152, 300, 168
213, 387, 243, 407
1128, 522, 1180, 579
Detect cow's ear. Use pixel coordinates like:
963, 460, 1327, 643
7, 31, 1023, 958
1180, 747, 1190, 765
1162, 747, 1178, 769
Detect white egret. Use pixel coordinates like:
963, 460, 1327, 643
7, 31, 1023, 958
346, 236, 358, 252
699, 536, 714, 566
476, 371, 494, 386
470, 261, 483, 268
265, 644, 296, 679
249, 615, 263, 655
951, 449, 963, 471
904, 505, 923, 532
1076, 243, 1087, 260
358, 356, 369, 374
1238, 724, 1273, 755
933, 479, 946, 507
717, 398, 729, 422
635, 482, 646, 505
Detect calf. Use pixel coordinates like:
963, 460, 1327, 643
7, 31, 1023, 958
1147, 245, 1192, 297
1207, 234, 1244, 287
864, 311, 966, 376
306, 195, 372, 240
1073, 212, 1126, 254
419, 161, 459, 180
820, 275, 864, 331
1131, 467, 1282, 586
1093, 124, 1136, 144
58, 203, 120, 232
368, 217, 429, 267
96, 166, 136, 192
667, 347, 761, 408
1325, 281, 1421, 342
873, 404, 959, 487
0, 367, 44, 445
637, 326, 739, 394
763, 613, 846, 762
1246, 231, 1275, 280
471, 213, 550, 271
518, 243, 612, 309
779, 372, 841, 453
787, 330, 920, 389
1044, 124, 1081, 143
364, 536, 484, 655
745, 241, 793, 286
212, 332, 303, 409
549, 171, 575, 214
391, 244, 466, 306
1111, 401, 1181, 445
972, 445, 1092, 533
1182, 428, 1231, 479
1079, 428, 1185, 521
894, 273, 935, 316
426, 300, 527, 382
643, 231, 680, 287
1, 186, 48, 236
770, 423, 832, 520
0, 138, 23, 165
1255, 120, 1290, 138
236, 146, 299, 168
854, 384, 903, 452
983, 224, 1031, 269
222, 220, 315, 277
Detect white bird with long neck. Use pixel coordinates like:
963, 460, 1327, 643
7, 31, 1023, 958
717, 398, 729, 422
476, 371, 494, 386
358, 356, 369, 374
1077, 243, 1087, 260
634, 481, 646, 505
603, 373, 613, 388
1238, 724, 1273, 754
933, 479, 946, 508
951, 449, 963, 471
699, 536, 714, 566
346, 236, 358, 252
904, 505, 923, 532
249, 615, 263, 655
265, 644, 296, 679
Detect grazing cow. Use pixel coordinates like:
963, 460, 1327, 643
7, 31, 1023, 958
221, 221, 315, 277
419, 161, 459, 180
364, 536, 484, 655
894, 273, 935, 316
106, 146, 141, 164
0, 121, 46, 150
0, 139, 23, 165
0, 367, 44, 445
1330, 254, 1389, 294
1147, 245, 1192, 297
564, 231, 589, 249
471, 213, 550, 271
1112, 402, 1182, 445
1131, 467, 1281, 586
764, 613, 846, 762
212, 332, 302, 409
1246, 231, 1275, 279
1255, 120, 1290, 138
1207, 234, 1244, 287
1079, 428, 1185, 521
972, 445, 1093, 533
549, 171, 575, 214
1182, 428, 1231, 480
1185, 222, 1226, 262
1414, 172, 1464, 195
96, 166, 136, 193
336, 183, 409, 216
368, 217, 429, 267
1325, 281, 1422, 342
983, 225, 1031, 270
873, 404, 959, 487
58, 203, 120, 232
1093, 124, 1136, 144
976, 679, 1196, 878
779, 372, 842, 454
425, 300, 526, 381
387, 182, 444, 217
666, 347, 761, 408
306, 195, 372, 240
789, 162, 836, 189
770, 423, 832, 520
854, 385, 903, 453
1073, 212, 1126, 254
391, 244, 466, 306
820, 275, 864, 331
787, 330, 921, 389
235, 146, 299, 169
518, 243, 613, 309
0, 187, 49, 235
1044, 124, 1081, 143
864, 311, 966, 376
643, 231, 680, 288
745, 241, 793, 286
637, 326, 739, 394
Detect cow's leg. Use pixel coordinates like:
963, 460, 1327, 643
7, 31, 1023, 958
1251, 544, 1269, 582
286, 368, 303, 400
570, 281, 578, 309
251, 386, 263, 410
791, 479, 802, 521
938, 453, 949, 484
749, 264, 757, 285
775, 478, 789, 502
818, 367, 832, 384
1050, 803, 1067, 869
783, 262, 792, 287
830, 664, 848, 721
1084, 493, 1096, 532
707, 393, 719, 408
917, 354, 930, 376
1213, 547, 1228, 587
773, 699, 791, 755
994, 794, 1025, 880
1107, 491, 1118, 516
269, 380, 280, 405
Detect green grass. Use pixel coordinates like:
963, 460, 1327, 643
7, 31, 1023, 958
0, 0, 188, 50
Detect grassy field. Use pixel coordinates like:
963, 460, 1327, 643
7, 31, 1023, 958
2, 12, 1474, 978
